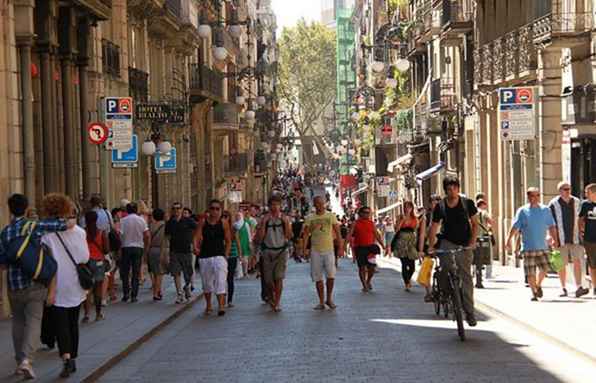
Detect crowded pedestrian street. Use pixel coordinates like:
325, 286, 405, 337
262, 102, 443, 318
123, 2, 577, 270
2, 0, 596, 382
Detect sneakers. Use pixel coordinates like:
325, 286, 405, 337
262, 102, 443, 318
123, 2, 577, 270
465, 314, 477, 327
175, 293, 185, 304
18, 359, 36, 380
536, 286, 544, 298
575, 286, 589, 298
59, 359, 76, 378
184, 285, 191, 300
560, 288, 568, 297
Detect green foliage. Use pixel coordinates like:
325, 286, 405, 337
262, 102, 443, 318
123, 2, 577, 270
278, 20, 337, 137
395, 109, 413, 132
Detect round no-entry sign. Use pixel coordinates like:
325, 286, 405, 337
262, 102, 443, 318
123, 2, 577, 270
87, 122, 109, 145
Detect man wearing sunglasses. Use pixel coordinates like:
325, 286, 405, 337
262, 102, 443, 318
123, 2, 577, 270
165, 202, 198, 304
548, 181, 589, 298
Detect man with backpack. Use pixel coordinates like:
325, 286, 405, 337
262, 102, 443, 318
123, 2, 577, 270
166, 202, 198, 304
257, 195, 292, 312
428, 177, 480, 327
0, 194, 74, 379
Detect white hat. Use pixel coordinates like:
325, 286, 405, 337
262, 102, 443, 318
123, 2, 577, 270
120, 199, 130, 207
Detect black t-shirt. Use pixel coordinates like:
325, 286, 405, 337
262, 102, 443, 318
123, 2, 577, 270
165, 217, 198, 253
292, 220, 303, 240
579, 200, 596, 243
432, 197, 478, 246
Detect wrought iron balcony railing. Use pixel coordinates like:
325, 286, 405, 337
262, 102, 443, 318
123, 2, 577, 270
128, 67, 149, 102
102, 39, 120, 77
189, 63, 224, 100
533, 12, 594, 44
430, 77, 455, 112
441, 0, 473, 30
213, 103, 239, 128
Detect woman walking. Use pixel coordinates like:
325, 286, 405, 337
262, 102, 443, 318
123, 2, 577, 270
40, 194, 89, 378
82, 211, 109, 322
228, 212, 244, 307
392, 201, 424, 291
148, 208, 168, 300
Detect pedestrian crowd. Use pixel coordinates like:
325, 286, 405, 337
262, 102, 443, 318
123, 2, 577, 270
1, 169, 595, 380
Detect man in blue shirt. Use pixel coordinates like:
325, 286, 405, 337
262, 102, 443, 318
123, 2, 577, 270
0, 194, 71, 379
506, 187, 559, 301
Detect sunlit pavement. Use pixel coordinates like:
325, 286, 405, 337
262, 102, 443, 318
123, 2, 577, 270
101, 259, 596, 383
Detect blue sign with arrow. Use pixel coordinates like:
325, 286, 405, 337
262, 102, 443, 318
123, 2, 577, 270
111, 134, 138, 168
155, 147, 177, 174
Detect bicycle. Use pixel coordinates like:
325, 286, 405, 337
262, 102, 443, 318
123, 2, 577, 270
429, 247, 472, 341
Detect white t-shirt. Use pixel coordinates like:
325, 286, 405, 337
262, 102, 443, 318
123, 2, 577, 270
42, 226, 89, 308
120, 213, 149, 248
385, 223, 395, 233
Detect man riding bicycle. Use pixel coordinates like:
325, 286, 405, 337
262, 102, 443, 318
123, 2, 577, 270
428, 176, 480, 327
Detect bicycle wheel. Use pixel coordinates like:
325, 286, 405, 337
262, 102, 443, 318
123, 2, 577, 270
432, 276, 441, 316
451, 280, 466, 341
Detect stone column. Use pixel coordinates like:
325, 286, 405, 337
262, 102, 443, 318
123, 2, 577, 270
537, 48, 563, 202
40, 46, 59, 192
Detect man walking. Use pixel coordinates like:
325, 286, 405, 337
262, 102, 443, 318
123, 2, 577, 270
347, 206, 385, 292
119, 202, 150, 303
257, 195, 292, 312
579, 183, 596, 296
166, 202, 198, 304
0, 194, 73, 379
506, 187, 559, 301
428, 176, 479, 326
548, 182, 589, 297
302, 196, 343, 310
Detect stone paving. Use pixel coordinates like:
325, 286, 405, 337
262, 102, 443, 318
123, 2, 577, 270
100, 259, 596, 383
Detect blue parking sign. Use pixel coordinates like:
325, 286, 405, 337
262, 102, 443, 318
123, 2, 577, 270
155, 147, 177, 174
111, 134, 138, 168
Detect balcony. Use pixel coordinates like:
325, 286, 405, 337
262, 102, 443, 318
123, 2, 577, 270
102, 40, 120, 78
128, 67, 149, 102
213, 103, 239, 131
75, 0, 112, 20
189, 64, 224, 103
224, 153, 249, 176
254, 151, 268, 174
222, 29, 240, 58
165, 0, 181, 19
440, 0, 473, 35
533, 12, 593, 47
430, 78, 456, 112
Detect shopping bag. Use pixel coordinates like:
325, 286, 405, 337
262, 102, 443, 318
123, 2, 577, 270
235, 259, 244, 279
416, 257, 434, 287
549, 250, 564, 273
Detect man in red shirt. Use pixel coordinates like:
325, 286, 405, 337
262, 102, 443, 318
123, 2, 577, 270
347, 206, 386, 292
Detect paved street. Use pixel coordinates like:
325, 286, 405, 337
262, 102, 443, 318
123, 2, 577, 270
100, 260, 596, 383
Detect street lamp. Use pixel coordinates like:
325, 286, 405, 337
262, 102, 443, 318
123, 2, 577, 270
371, 61, 385, 73
256, 95, 267, 106
395, 58, 410, 72
245, 110, 256, 122
158, 141, 172, 154
213, 46, 228, 62
142, 141, 157, 156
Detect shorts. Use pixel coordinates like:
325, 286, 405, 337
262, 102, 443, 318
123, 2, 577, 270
584, 242, 596, 268
310, 250, 336, 282
355, 246, 376, 269
261, 249, 288, 285
199, 256, 228, 294
558, 244, 584, 264
169, 252, 193, 276
87, 259, 105, 282
522, 250, 551, 276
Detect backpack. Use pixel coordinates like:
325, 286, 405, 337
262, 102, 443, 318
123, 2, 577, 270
439, 196, 471, 228
5, 221, 57, 286
104, 209, 121, 251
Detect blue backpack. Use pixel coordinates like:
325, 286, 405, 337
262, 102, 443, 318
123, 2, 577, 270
5, 221, 57, 286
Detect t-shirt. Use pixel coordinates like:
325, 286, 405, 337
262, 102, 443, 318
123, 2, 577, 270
305, 212, 338, 252
120, 214, 149, 248
579, 200, 596, 243
86, 231, 106, 261
352, 219, 376, 246
238, 222, 252, 256
432, 197, 478, 246
166, 217, 197, 253
512, 204, 555, 251
42, 227, 89, 308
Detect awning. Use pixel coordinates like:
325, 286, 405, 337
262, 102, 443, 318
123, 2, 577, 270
415, 162, 445, 183
376, 202, 401, 216
352, 185, 369, 196
387, 153, 413, 172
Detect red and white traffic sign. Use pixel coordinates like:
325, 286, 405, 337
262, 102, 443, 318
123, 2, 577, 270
87, 122, 109, 145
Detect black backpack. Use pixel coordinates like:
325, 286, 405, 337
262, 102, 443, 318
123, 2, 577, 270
104, 209, 121, 251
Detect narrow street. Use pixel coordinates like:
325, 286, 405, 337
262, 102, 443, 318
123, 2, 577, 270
100, 260, 596, 383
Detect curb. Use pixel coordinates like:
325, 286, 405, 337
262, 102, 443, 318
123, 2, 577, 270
379, 257, 596, 363
81, 293, 203, 383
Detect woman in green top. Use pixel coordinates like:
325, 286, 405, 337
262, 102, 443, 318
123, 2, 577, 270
238, 216, 252, 276
227, 211, 243, 307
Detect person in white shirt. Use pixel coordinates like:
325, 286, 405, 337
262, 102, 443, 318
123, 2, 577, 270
119, 202, 150, 303
40, 194, 89, 378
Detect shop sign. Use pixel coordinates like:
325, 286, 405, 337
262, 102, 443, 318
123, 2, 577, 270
136, 103, 185, 124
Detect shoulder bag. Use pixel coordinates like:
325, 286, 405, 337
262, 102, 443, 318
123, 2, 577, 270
56, 232, 94, 290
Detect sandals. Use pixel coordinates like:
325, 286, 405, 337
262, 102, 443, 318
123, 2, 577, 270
81, 316, 90, 324
325, 301, 337, 310
273, 306, 282, 312
217, 310, 226, 317
313, 303, 325, 310
204, 308, 213, 316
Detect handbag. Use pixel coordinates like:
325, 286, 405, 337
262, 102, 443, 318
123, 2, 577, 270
104, 209, 121, 252
4, 221, 57, 286
549, 249, 564, 273
56, 232, 94, 290
417, 257, 434, 287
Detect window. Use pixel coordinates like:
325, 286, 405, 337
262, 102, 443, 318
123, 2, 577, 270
102, 39, 121, 77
